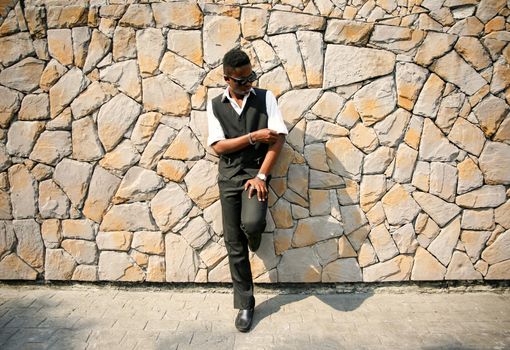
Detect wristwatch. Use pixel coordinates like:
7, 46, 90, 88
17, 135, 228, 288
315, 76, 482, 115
256, 173, 267, 182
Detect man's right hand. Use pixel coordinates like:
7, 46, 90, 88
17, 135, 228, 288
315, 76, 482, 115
252, 129, 278, 144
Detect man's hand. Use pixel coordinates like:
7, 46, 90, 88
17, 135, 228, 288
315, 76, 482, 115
252, 129, 279, 144
244, 177, 268, 201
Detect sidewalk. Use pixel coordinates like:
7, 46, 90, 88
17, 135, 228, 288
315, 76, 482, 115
0, 284, 509, 350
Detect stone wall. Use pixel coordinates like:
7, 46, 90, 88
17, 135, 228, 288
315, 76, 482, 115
0, 0, 509, 283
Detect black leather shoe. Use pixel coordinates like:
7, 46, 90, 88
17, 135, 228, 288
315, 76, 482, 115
235, 308, 254, 332
248, 234, 262, 252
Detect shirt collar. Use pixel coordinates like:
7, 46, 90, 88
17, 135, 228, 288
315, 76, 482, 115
221, 86, 256, 102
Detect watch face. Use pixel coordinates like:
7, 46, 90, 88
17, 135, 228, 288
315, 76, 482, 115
257, 174, 266, 181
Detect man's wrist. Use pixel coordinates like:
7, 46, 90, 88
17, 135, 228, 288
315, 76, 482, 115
248, 132, 255, 145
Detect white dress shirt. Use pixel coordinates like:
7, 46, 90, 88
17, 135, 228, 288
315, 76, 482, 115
207, 87, 288, 146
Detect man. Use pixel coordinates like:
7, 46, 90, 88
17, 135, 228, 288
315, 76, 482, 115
207, 48, 287, 332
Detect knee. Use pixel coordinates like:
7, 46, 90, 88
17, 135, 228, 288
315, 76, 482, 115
241, 218, 266, 236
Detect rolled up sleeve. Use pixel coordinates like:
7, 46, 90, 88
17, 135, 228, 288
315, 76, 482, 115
206, 100, 226, 146
266, 90, 288, 135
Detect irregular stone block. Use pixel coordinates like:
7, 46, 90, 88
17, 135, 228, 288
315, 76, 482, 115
411, 246, 446, 280
369, 25, 424, 54
99, 140, 140, 175
240, 7, 267, 40
363, 146, 394, 174
429, 162, 457, 202
151, 183, 193, 232
8, 164, 37, 219
114, 166, 163, 204
278, 246, 321, 282
436, 93, 466, 134
323, 258, 362, 282
430, 50, 486, 95
0, 32, 35, 66
96, 231, 132, 252
393, 143, 418, 184
47, 29, 73, 66
165, 233, 199, 282
419, 119, 459, 162
447, 118, 485, 156
485, 259, 510, 279
18, 94, 50, 121
139, 125, 176, 170
142, 74, 190, 116
83, 29, 111, 74
479, 141, 510, 184
39, 180, 70, 219
360, 174, 386, 212
326, 137, 363, 181
98, 251, 144, 281
270, 33, 306, 89
53, 158, 93, 208
414, 73, 445, 118
445, 251, 482, 280
49, 67, 89, 118
100, 59, 141, 102
203, 16, 240, 67
428, 216, 461, 266
184, 160, 219, 209
164, 127, 204, 161
134, 28, 165, 76
119, 4, 154, 28
323, 45, 395, 88
363, 255, 413, 282
413, 191, 461, 228
325, 19, 373, 45
293, 216, 343, 248
457, 157, 483, 195
101, 203, 158, 232
0, 253, 38, 280
62, 239, 98, 265
30, 130, 72, 165
167, 30, 203, 66
381, 184, 420, 226
415, 32, 456, 66
97, 93, 141, 152
132, 231, 164, 255
40, 59, 68, 93
0, 57, 45, 93
112, 26, 136, 62
152, 2, 203, 29
267, 11, 325, 35
72, 116, 104, 161
340, 205, 368, 235
353, 76, 396, 126
6, 121, 45, 157
11, 219, 43, 270
296, 31, 324, 88
473, 95, 508, 137
395, 62, 428, 111
393, 223, 419, 254
159, 51, 205, 94
180, 216, 211, 250
456, 185, 506, 208
0, 86, 22, 127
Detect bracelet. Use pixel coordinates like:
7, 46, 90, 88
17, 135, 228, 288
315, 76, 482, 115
248, 132, 255, 145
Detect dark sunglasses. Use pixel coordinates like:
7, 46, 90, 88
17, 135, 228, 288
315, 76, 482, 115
225, 72, 257, 86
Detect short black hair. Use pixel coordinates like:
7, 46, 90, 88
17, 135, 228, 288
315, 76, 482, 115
223, 48, 250, 73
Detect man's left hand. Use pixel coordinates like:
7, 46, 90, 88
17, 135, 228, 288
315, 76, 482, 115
244, 177, 268, 201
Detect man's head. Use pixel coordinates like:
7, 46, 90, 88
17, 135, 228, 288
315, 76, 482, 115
223, 48, 256, 97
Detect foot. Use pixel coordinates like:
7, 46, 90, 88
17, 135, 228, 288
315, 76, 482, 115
235, 308, 254, 332
248, 234, 262, 252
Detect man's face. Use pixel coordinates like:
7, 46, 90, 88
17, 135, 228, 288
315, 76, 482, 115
224, 64, 254, 97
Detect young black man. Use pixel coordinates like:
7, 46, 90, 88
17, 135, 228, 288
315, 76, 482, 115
206, 48, 287, 332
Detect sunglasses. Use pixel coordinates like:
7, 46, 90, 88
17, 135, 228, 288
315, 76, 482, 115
225, 72, 257, 86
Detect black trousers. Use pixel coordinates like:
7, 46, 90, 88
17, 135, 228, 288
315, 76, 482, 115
218, 170, 268, 309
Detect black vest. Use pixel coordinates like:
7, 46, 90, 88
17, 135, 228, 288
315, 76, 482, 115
212, 88, 269, 178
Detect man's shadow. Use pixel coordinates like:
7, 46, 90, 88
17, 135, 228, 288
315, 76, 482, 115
250, 290, 373, 329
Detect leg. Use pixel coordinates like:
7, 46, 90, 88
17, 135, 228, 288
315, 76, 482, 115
219, 180, 255, 310
240, 189, 267, 249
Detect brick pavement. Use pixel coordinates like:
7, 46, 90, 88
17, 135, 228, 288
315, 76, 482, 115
0, 284, 509, 350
